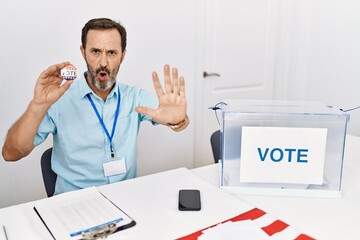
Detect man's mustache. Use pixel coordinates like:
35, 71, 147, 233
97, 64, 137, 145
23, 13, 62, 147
96, 67, 110, 75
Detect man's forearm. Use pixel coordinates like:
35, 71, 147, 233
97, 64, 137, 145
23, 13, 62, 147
2, 101, 49, 161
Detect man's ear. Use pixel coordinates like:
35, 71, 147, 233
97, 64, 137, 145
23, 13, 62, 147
80, 45, 85, 59
120, 50, 127, 63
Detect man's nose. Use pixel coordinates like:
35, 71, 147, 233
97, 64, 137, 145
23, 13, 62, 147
100, 52, 108, 67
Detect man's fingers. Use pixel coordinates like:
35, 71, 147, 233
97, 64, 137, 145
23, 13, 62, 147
164, 64, 172, 93
43, 62, 70, 77
152, 71, 164, 97
39, 62, 71, 85
179, 77, 185, 97
135, 106, 156, 118
172, 67, 179, 95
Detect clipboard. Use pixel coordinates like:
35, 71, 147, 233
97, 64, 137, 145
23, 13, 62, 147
33, 187, 136, 240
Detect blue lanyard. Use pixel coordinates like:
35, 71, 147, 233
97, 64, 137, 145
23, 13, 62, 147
87, 87, 121, 158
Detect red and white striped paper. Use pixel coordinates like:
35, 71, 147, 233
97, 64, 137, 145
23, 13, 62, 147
177, 208, 315, 240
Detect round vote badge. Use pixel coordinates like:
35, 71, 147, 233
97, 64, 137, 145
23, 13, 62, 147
61, 64, 77, 80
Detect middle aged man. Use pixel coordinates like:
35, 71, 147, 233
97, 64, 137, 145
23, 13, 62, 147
2, 18, 189, 195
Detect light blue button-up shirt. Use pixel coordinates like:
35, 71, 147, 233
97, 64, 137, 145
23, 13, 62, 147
34, 73, 158, 195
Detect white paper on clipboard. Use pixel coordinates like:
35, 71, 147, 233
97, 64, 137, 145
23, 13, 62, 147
34, 187, 135, 239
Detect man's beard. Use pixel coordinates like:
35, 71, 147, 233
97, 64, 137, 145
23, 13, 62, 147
86, 62, 119, 92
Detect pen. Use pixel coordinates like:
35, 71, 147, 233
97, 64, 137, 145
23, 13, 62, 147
3, 225, 8, 240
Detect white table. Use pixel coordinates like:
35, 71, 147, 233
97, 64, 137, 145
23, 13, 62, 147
0, 167, 256, 240
193, 134, 360, 240
0, 135, 359, 239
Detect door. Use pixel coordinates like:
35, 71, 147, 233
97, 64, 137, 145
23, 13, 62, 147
195, 0, 279, 167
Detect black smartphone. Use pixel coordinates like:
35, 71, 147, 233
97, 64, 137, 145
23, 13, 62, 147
178, 189, 201, 211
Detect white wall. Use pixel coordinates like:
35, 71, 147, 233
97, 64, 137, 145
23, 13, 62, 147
0, 0, 197, 207
273, 0, 360, 135
1, 0, 360, 208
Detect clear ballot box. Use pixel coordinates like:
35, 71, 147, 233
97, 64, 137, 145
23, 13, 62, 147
219, 100, 350, 198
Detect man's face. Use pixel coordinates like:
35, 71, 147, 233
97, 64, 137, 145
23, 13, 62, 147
81, 29, 125, 93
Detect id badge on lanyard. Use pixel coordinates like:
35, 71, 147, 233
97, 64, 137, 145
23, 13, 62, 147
103, 157, 127, 177
87, 86, 126, 177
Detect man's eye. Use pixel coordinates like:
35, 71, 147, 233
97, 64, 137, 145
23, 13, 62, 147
107, 51, 117, 56
92, 49, 100, 54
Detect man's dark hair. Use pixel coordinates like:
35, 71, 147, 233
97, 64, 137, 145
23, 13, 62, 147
81, 18, 127, 51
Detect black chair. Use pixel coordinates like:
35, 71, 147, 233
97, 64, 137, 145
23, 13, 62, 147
210, 130, 222, 163
40, 147, 57, 197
